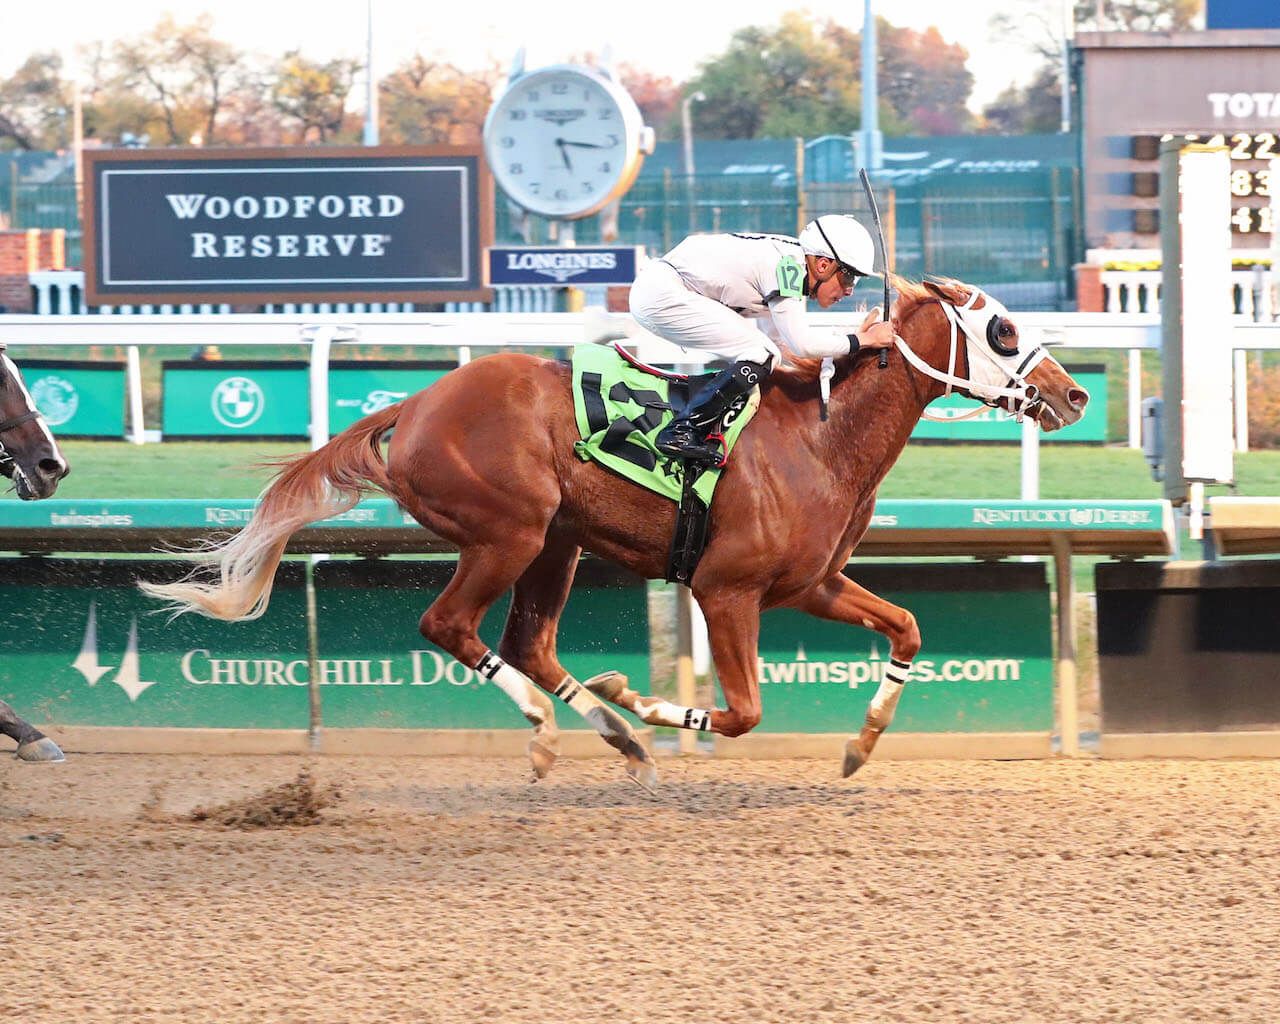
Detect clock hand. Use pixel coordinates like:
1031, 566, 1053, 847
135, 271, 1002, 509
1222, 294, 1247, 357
554, 138, 573, 171
560, 140, 609, 150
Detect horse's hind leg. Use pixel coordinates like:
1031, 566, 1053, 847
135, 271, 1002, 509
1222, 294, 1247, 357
789, 572, 921, 776
418, 544, 560, 778
501, 535, 658, 790
0, 699, 65, 763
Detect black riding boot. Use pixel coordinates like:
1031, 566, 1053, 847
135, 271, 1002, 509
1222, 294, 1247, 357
656, 359, 770, 465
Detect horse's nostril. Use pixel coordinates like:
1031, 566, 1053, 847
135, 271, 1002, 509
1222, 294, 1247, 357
1068, 388, 1089, 409
38, 458, 67, 479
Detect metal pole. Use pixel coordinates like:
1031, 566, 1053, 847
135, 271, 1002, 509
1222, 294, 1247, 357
1060, 0, 1073, 134
681, 91, 705, 235
860, 0, 881, 171
1051, 535, 1079, 758
1128, 347, 1142, 448
363, 0, 379, 146
306, 559, 322, 752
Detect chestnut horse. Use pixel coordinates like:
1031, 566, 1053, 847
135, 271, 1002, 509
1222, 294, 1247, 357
0, 341, 71, 762
142, 278, 1088, 786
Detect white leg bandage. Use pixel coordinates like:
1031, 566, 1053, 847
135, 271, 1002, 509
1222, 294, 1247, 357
476, 650, 547, 726
866, 657, 912, 729
633, 696, 713, 731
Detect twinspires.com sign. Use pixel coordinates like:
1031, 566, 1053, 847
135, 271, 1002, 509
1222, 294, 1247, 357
83, 146, 492, 305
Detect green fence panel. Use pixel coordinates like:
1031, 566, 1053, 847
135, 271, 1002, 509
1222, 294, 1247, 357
22, 360, 126, 437
0, 559, 309, 729
745, 562, 1052, 733
910, 365, 1107, 443
313, 560, 649, 729
161, 361, 309, 438
328, 361, 448, 434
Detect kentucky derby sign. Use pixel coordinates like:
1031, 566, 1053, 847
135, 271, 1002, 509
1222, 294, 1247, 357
486, 245, 642, 286
82, 146, 493, 305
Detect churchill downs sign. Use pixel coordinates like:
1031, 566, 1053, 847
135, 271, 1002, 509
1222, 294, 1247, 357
82, 146, 493, 305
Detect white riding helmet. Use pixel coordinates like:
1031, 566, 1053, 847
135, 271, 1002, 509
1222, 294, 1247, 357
798, 215, 877, 277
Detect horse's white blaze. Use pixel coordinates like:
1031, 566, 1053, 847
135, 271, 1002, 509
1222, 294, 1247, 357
1, 353, 66, 473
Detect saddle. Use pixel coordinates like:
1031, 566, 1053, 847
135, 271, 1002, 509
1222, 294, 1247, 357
571, 344, 760, 585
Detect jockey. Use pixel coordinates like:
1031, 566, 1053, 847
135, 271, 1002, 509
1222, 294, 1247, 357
630, 214, 901, 466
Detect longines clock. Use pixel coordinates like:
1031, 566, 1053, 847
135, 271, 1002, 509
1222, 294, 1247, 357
483, 61, 654, 220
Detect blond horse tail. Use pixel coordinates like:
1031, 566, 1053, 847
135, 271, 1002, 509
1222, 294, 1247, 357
138, 403, 403, 622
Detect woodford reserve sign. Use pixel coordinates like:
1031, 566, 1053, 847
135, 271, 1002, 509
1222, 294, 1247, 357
82, 146, 493, 305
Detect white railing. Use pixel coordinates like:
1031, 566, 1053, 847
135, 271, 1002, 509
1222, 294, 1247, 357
4, 309, 1280, 478
1099, 268, 1279, 319
24, 270, 561, 316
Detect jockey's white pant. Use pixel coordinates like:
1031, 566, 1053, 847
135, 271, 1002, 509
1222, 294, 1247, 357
629, 260, 779, 366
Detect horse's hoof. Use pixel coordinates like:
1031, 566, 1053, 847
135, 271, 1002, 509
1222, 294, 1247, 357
625, 755, 659, 794
528, 737, 558, 780
842, 739, 866, 778
16, 737, 65, 763
583, 670, 628, 703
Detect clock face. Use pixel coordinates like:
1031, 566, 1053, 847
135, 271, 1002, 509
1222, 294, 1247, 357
484, 67, 642, 220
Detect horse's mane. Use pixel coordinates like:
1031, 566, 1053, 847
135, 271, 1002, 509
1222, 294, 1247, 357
773, 274, 973, 386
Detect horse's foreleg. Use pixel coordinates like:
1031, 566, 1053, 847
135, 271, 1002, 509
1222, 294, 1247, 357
502, 537, 658, 791
789, 573, 921, 776
0, 699, 65, 763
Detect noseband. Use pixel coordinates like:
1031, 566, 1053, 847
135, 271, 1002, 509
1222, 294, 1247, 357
892, 288, 1049, 422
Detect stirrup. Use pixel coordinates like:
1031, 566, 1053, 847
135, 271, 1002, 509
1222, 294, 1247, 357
656, 426, 726, 467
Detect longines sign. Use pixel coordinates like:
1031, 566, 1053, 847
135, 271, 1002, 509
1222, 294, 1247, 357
83, 146, 493, 305
487, 245, 642, 286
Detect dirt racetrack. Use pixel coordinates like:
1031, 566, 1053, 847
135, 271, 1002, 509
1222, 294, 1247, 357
2, 752, 1278, 1024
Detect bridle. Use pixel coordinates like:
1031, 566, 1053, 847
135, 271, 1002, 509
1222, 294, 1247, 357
0, 343, 46, 471
892, 287, 1050, 423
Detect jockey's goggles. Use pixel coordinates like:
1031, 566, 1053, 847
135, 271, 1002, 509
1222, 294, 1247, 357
832, 262, 862, 288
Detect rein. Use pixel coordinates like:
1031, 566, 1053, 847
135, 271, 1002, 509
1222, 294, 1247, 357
893, 288, 1048, 423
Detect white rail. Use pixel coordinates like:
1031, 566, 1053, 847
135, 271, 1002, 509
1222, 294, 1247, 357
3, 312, 1279, 482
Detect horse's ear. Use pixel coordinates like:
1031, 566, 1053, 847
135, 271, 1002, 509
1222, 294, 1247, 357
922, 277, 970, 306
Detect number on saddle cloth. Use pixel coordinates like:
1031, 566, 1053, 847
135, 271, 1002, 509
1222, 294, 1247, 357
570, 344, 761, 506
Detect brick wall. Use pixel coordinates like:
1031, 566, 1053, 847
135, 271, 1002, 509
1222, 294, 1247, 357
0, 229, 66, 313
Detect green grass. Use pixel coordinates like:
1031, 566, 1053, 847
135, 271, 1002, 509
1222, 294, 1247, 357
11, 438, 1279, 502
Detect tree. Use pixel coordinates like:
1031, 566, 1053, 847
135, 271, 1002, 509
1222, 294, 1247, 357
270, 51, 362, 144
982, 64, 1064, 134
0, 53, 70, 151
617, 64, 681, 142
980, 0, 1201, 133
684, 13, 858, 140
683, 10, 974, 140
378, 56, 495, 145
103, 15, 249, 145
1076, 0, 1200, 31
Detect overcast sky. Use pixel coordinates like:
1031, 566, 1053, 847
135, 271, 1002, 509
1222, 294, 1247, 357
1, 0, 1061, 113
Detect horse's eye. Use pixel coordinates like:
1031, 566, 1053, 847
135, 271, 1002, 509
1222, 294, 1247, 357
999, 321, 1015, 337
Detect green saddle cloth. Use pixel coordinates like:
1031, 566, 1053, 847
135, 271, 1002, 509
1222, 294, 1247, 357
571, 344, 760, 505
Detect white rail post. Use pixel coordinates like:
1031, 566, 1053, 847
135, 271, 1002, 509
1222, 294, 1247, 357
125, 345, 146, 444
1051, 534, 1079, 758
1128, 347, 1143, 449
1234, 348, 1249, 452
1020, 414, 1039, 500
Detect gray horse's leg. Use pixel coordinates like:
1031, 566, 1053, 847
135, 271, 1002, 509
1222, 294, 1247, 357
0, 699, 65, 763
